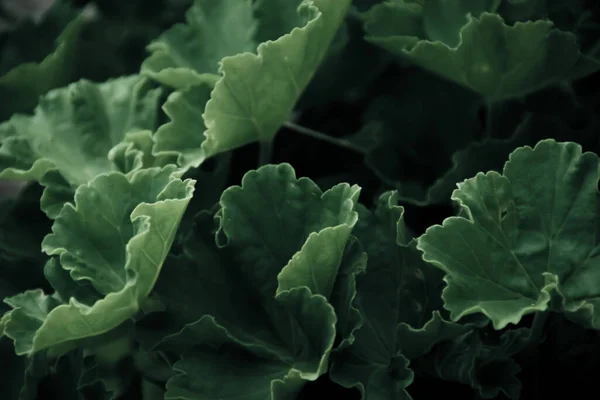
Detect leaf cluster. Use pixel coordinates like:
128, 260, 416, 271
1, 0, 600, 399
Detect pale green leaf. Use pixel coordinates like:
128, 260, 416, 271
108, 130, 178, 176
152, 83, 212, 168
200, 0, 351, 160
2, 166, 195, 355
141, 0, 257, 89
152, 0, 352, 169
0, 75, 162, 185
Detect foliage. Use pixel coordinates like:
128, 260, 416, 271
1, 0, 600, 399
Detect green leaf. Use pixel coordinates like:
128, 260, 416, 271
0, 3, 84, 121
152, 83, 212, 168
167, 346, 306, 400
2, 166, 195, 355
364, 2, 599, 100
413, 328, 529, 399
0, 75, 163, 218
108, 130, 178, 175
418, 139, 600, 330
328, 236, 367, 351
141, 0, 257, 89
143, 163, 360, 398
151, 0, 352, 169
216, 163, 360, 298
421, 0, 501, 48
0, 75, 162, 184
330, 191, 471, 400
200, 0, 351, 160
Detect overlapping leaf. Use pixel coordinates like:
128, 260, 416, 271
141, 0, 257, 89
152, 83, 212, 168
364, 1, 599, 100
330, 191, 472, 400
0, 75, 161, 183
0, 75, 164, 216
147, 0, 352, 169
1, 166, 195, 356
418, 140, 600, 330
412, 328, 529, 399
141, 163, 362, 399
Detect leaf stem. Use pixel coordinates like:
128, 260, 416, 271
519, 311, 550, 364
283, 121, 367, 155
528, 311, 550, 346
258, 140, 273, 166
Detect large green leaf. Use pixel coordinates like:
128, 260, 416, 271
330, 191, 471, 400
150, 0, 352, 169
0, 75, 162, 184
142, 163, 361, 399
418, 139, 600, 330
364, 1, 599, 100
141, 0, 257, 89
1, 166, 195, 355
0, 75, 163, 217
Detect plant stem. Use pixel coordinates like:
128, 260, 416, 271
258, 140, 273, 166
520, 311, 550, 363
528, 311, 550, 346
283, 121, 367, 155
